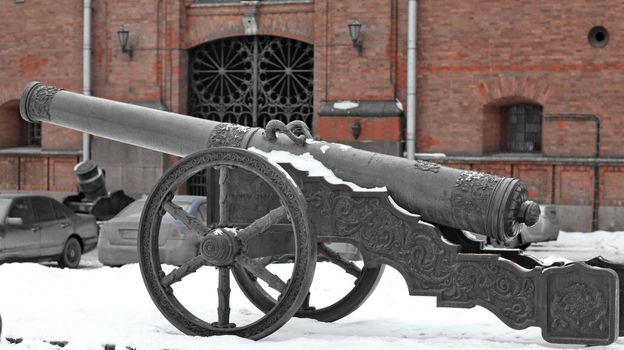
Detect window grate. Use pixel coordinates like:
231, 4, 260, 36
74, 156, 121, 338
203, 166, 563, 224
28, 122, 42, 146
187, 170, 208, 196
504, 104, 542, 152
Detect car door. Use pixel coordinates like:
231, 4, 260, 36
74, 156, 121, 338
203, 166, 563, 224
33, 197, 70, 258
3, 198, 40, 259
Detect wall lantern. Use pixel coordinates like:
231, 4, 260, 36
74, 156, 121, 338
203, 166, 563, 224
348, 19, 363, 55
117, 26, 133, 59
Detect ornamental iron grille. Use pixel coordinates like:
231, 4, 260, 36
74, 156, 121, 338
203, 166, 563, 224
504, 104, 542, 152
188, 35, 314, 129
187, 35, 314, 195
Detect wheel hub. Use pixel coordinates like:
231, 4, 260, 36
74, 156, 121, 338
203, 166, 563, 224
200, 228, 240, 266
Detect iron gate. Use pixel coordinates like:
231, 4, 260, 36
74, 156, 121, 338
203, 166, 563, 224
187, 35, 314, 195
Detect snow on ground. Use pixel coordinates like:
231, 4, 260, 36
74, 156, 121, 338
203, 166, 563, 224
1, 232, 624, 350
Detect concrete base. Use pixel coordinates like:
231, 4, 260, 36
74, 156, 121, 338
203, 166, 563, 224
549, 205, 624, 232
598, 206, 624, 231
556, 205, 593, 232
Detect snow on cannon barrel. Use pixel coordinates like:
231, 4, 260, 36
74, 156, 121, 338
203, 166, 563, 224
19, 81, 540, 243
22, 81, 624, 346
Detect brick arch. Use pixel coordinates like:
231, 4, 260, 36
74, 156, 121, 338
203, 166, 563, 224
475, 76, 552, 107
479, 78, 548, 154
187, 32, 313, 51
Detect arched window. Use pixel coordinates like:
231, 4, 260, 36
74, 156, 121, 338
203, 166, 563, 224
503, 104, 542, 152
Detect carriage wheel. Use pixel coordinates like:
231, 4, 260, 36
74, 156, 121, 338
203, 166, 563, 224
232, 243, 383, 322
138, 147, 316, 340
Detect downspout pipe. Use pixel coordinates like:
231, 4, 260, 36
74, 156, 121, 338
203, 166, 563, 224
406, 0, 417, 159
83, 0, 92, 161
545, 113, 601, 231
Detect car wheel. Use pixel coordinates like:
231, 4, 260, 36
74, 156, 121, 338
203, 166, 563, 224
58, 237, 82, 268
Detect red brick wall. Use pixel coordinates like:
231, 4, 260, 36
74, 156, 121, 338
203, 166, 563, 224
542, 119, 598, 157
0, 157, 19, 190
0, 155, 78, 192
91, 0, 162, 103
186, 2, 314, 47
415, 0, 624, 157
0, 100, 26, 148
602, 166, 624, 206
314, 0, 400, 133
0, 0, 83, 150
318, 117, 401, 142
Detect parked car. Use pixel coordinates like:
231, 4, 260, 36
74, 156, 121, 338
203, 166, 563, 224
0, 194, 98, 268
474, 205, 560, 249
98, 195, 206, 266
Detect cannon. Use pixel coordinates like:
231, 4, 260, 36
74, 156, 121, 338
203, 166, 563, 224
19, 82, 624, 345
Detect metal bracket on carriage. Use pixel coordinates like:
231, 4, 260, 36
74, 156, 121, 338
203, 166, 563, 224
276, 162, 623, 346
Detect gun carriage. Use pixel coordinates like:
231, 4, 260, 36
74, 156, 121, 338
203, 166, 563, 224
19, 82, 624, 345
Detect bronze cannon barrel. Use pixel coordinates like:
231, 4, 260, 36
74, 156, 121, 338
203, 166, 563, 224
20, 81, 540, 242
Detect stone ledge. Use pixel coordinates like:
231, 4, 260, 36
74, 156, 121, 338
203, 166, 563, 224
0, 147, 81, 156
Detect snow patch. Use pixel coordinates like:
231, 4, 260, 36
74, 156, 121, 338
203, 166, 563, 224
320, 145, 330, 154
333, 100, 359, 110
249, 148, 386, 192
415, 153, 446, 158
1, 231, 623, 349
338, 144, 352, 151
387, 196, 419, 218
395, 98, 403, 111
250, 150, 297, 187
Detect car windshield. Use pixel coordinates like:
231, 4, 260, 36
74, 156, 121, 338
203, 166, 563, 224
0, 198, 10, 220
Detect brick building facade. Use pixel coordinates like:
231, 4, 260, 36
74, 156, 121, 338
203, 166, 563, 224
1, 0, 623, 231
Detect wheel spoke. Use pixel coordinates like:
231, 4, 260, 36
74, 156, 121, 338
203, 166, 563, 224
216, 267, 233, 327
163, 201, 209, 236
237, 206, 287, 242
317, 243, 362, 278
161, 255, 207, 287
237, 255, 287, 293
218, 166, 230, 225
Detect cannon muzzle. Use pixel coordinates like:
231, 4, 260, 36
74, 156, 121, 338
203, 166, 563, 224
20, 81, 539, 242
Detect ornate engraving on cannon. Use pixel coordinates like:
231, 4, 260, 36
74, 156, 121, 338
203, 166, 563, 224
413, 159, 441, 173
208, 123, 251, 148
300, 171, 618, 342
541, 263, 619, 344
304, 177, 539, 329
20, 82, 61, 122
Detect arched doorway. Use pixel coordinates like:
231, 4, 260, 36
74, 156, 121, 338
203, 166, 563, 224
187, 35, 314, 195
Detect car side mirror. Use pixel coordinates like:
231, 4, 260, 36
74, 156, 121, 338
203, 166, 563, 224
6, 217, 23, 226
